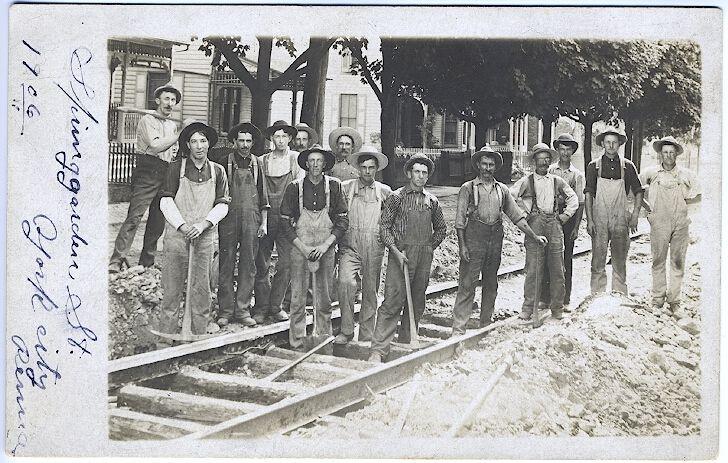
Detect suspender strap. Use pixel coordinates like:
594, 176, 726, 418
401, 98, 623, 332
553, 177, 558, 213
227, 153, 234, 184
528, 173, 537, 213
324, 175, 331, 210
210, 160, 216, 183
298, 179, 304, 213
180, 158, 186, 179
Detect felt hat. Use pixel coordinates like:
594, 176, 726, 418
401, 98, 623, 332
471, 145, 503, 170
531, 142, 557, 160
348, 145, 389, 171
295, 122, 319, 145
652, 136, 684, 156
227, 122, 262, 143
328, 127, 363, 154
403, 152, 435, 176
595, 127, 627, 146
178, 120, 218, 155
265, 120, 297, 139
552, 133, 579, 152
153, 82, 182, 104
298, 144, 336, 171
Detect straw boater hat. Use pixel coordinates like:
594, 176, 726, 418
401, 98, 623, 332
295, 122, 319, 145
298, 144, 336, 171
531, 142, 557, 160
471, 144, 503, 170
652, 136, 684, 155
178, 119, 218, 155
328, 127, 363, 154
403, 152, 435, 175
348, 145, 389, 171
552, 133, 579, 152
265, 120, 297, 139
153, 82, 182, 103
595, 127, 627, 146
227, 122, 262, 143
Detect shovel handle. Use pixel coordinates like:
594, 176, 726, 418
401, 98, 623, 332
182, 241, 196, 336
403, 262, 419, 347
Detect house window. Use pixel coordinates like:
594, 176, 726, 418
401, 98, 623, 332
339, 94, 357, 128
341, 52, 353, 73
146, 72, 171, 109
219, 87, 242, 134
443, 112, 458, 146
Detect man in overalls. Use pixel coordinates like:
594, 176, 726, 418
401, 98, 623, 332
451, 146, 546, 336
293, 122, 318, 152
335, 146, 392, 345
158, 121, 230, 343
512, 143, 578, 320
328, 126, 362, 181
585, 128, 645, 296
253, 120, 304, 323
370, 153, 447, 362
640, 136, 701, 314
217, 122, 287, 328
280, 144, 349, 351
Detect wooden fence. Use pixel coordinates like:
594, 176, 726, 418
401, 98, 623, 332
108, 142, 136, 184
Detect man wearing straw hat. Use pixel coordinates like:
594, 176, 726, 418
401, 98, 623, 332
328, 126, 362, 181
640, 136, 701, 314
334, 145, 392, 345
370, 153, 447, 362
109, 83, 181, 273
279, 144, 349, 351
253, 120, 304, 323
157, 120, 230, 343
451, 146, 546, 336
584, 127, 645, 296
512, 143, 578, 321
293, 122, 318, 152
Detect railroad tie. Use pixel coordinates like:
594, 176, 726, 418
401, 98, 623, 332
265, 346, 374, 371
333, 340, 411, 362
239, 353, 356, 387
109, 408, 206, 440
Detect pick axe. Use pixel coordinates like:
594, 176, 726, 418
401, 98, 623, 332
400, 261, 421, 349
151, 241, 219, 343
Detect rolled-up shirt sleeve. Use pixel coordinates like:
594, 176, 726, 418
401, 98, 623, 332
379, 194, 399, 249
454, 184, 471, 230
160, 196, 185, 230
279, 182, 300, 243
430, 197, 447, 249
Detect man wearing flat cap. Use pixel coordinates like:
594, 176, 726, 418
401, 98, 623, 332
335, 146, 393, 345
585, 127, 645, 296
110, 83, 181, 273
640, 136, 701, 315
328, 126, 362, 181
451, 146, 546, 336
539, 133, 586, 310
370, 153, 447, 362
279, 145, 349, 351
157, 121, 230, 344
293, 122, 318, 152
217, 122, 285, 328
512, 143, 578, 321
254, 120, 305, 322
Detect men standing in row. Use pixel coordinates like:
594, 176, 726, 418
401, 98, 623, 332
451, 146, 547, 336
253, 121, 303, 323
585, 128, 644, 296
158, 121, 230, 342
280, 145, 349, 351
293, 122, 318, 152
512, 143, 578, 321
640, 136, 701, 314
217, 123, 280, 328
328, 126, 362, 181
370, 154, 447, 362
335, 146, 392, 344
110, 83, 181, 273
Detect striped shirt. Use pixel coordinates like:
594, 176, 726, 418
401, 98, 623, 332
379, 184, 447, 249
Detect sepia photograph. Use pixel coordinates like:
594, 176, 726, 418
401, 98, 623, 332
5, 4, 721, 459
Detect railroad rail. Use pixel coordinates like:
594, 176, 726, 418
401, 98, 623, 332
109, 227, 649, 440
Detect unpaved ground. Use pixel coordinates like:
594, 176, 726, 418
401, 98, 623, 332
290, 232, 702, 438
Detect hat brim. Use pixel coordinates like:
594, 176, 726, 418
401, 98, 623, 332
298, 147, 336, 172
265, 125, 297, 139
179, 123, 218, 155
348, 150, 389, 171
329, 128, 363, 154
227, 123, 262, 143
296, 127, 319, 145
403, 156, 435, 176
652, 140, 684, 155
553, 140, 579, 152
154, 87, 182, 104
471, 150, 503, 170
532, 148, 558, 160
596, 131, 627, 146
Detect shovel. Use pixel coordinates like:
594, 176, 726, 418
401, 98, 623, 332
400, 261, 421, 349
151, 241, 219, 343
532, 249, 543, 329
306, 259, 326, 345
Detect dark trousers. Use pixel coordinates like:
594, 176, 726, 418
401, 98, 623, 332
218, 207, 260, 320
541, 214, 578, 306
111, 155, 168, 267
254, 209, 293, 315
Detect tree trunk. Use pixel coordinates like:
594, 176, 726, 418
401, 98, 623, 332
380, 39, 398, 186
301, 37, 331, 140
582, 117, 595, 166
623, 117, 634, 160
541, 117, 554, 144
474, 122, 489, 150
633, 119, 644, 172
250, 37, 274, 154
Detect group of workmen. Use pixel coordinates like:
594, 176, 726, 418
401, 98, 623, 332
110, 83, 701, 361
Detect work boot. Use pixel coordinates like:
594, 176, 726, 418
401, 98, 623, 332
237, 316, 257, 327
518, 311, 531, 320
217, 317, 229, 327
333, 333, 354, 345
270, 310, 289, 322
252, 313, 267, 325
551, 310, 563, 320
368, 352, 382, 363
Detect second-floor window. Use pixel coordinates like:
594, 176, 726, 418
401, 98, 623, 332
339, 94, 357, 128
